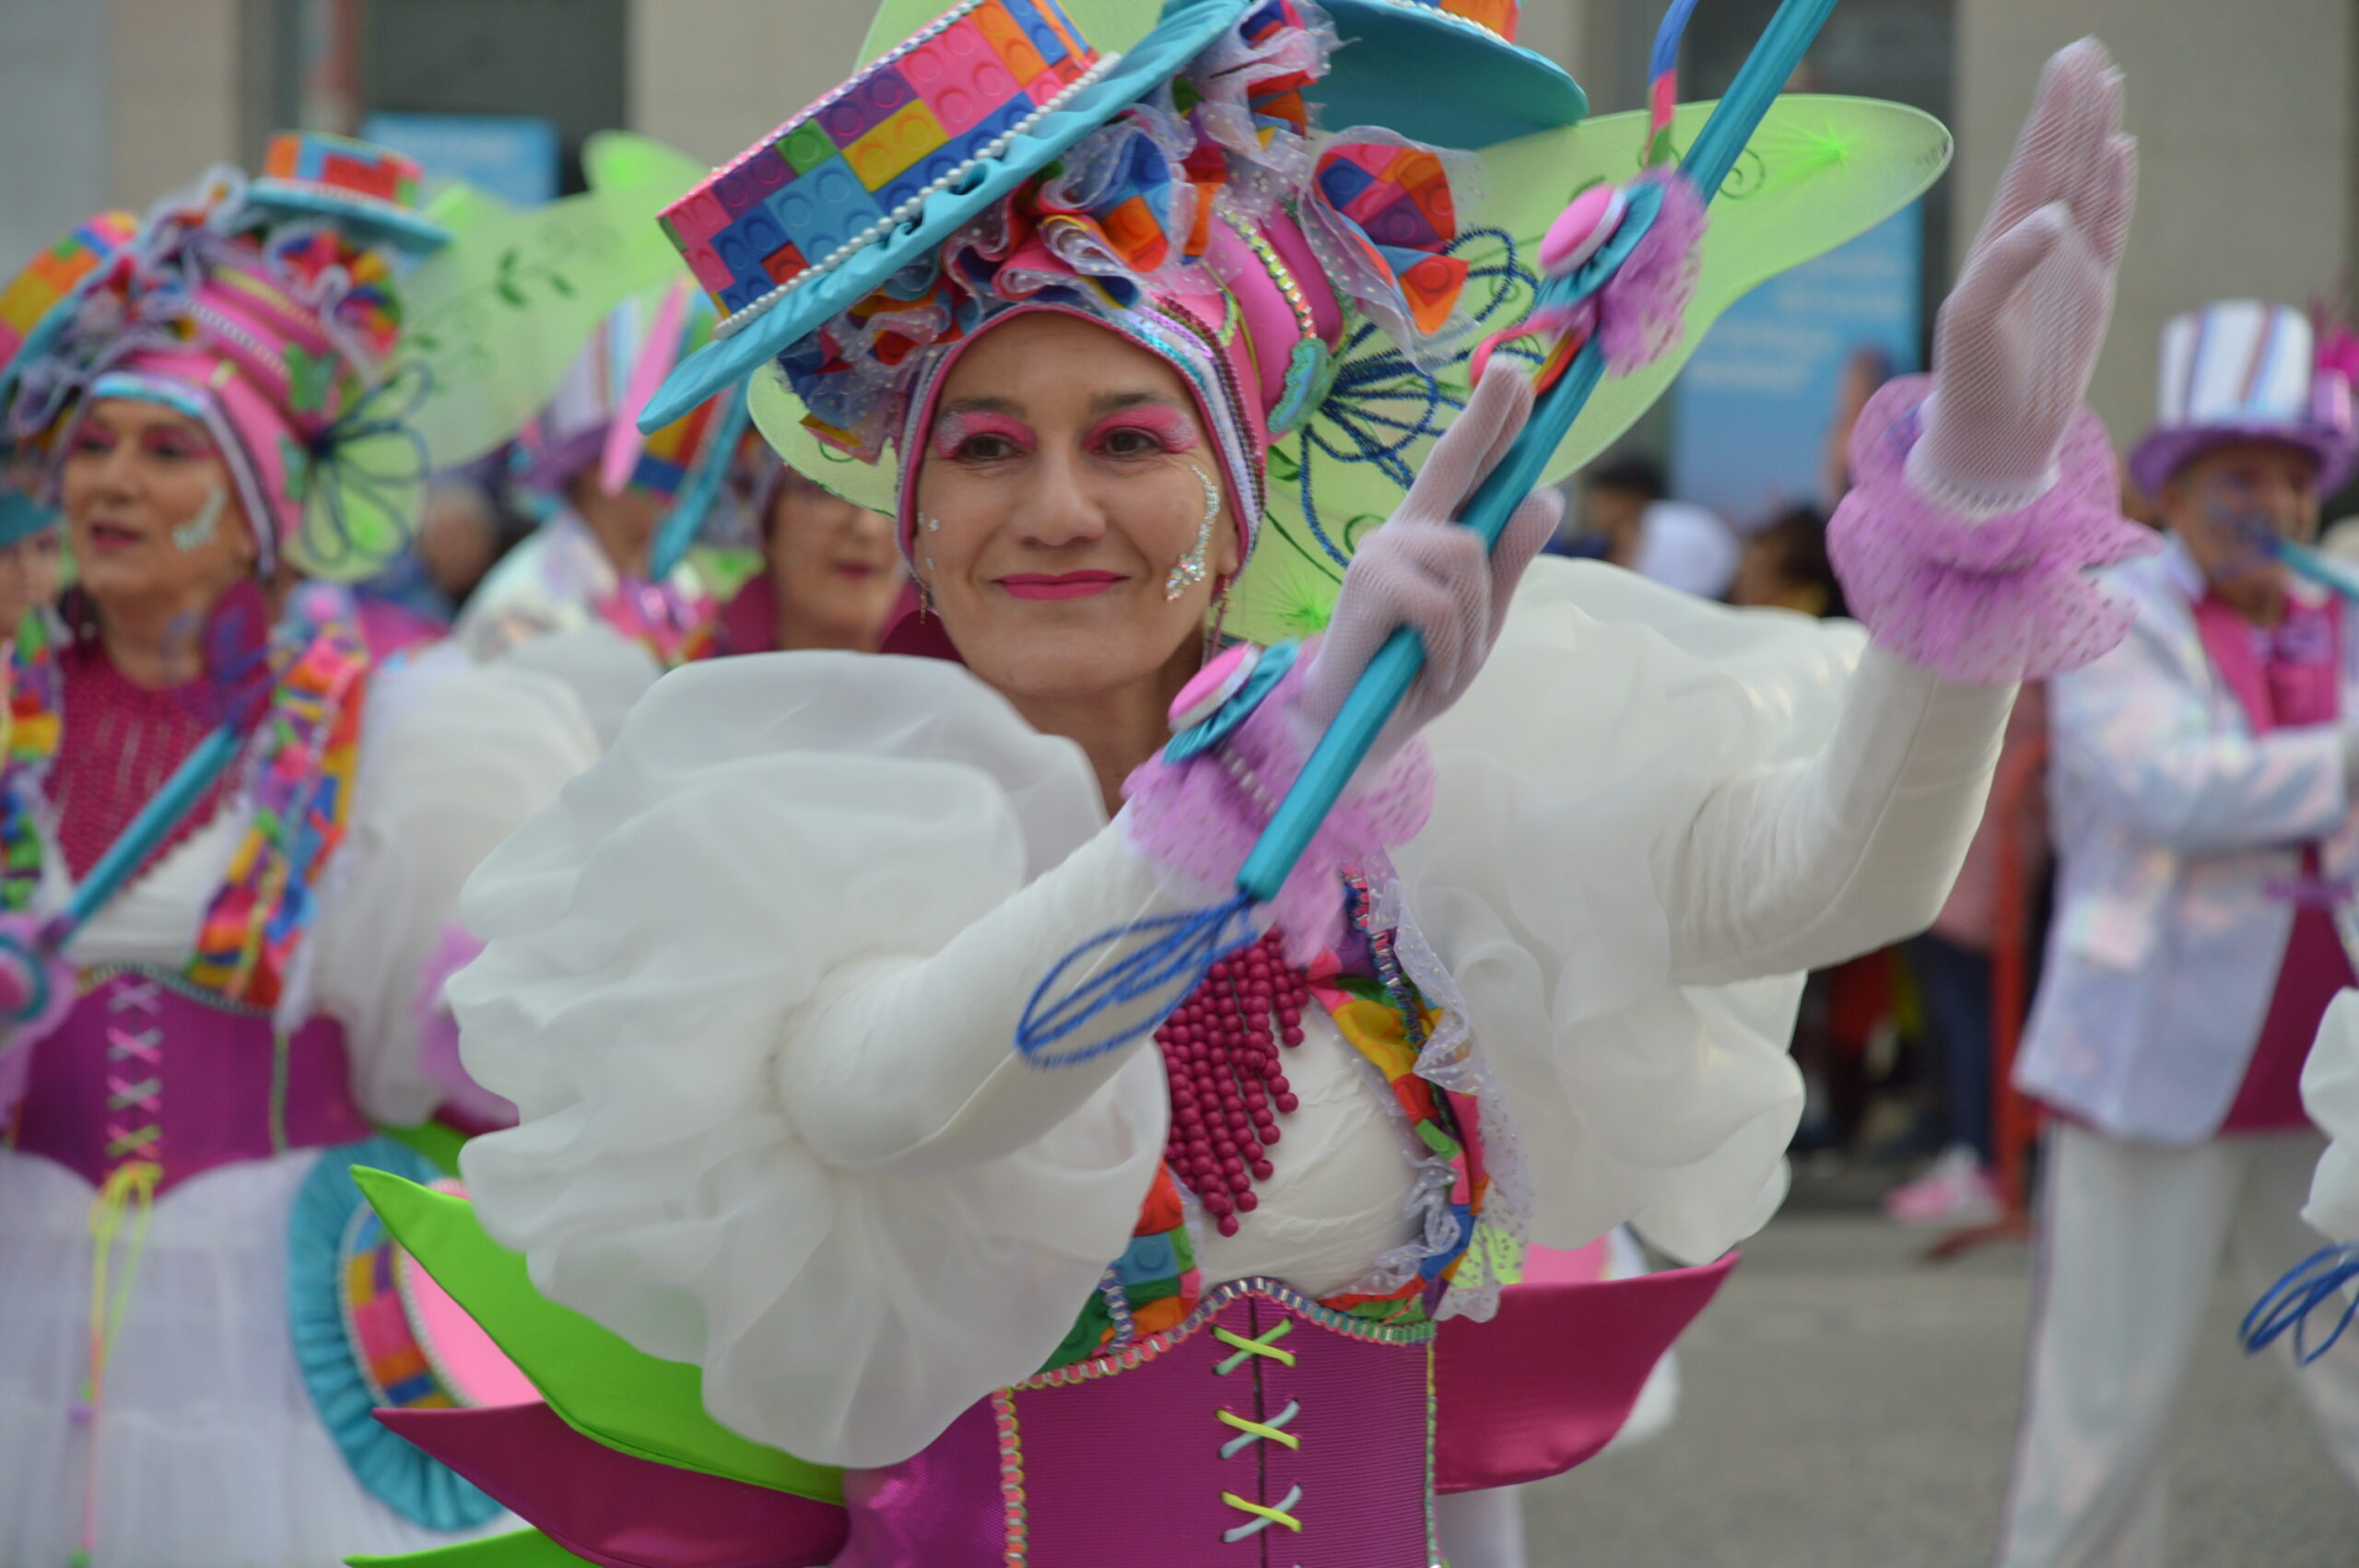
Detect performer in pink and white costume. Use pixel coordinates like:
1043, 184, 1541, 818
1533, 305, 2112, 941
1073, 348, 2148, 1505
418, 13, 2147, 1566
1998, 298, 2359, 1567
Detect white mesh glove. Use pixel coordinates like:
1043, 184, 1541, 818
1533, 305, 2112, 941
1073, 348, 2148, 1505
1916, 40, 2138, 513
1301, 360, 1566, 763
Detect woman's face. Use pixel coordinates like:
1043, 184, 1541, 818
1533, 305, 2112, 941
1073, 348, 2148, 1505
764, 469, 902, 652
60, 398, 259, 612
910, 312, 1241, 702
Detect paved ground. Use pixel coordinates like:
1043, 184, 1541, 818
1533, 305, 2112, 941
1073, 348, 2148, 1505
1524, 1191, 2359, 1568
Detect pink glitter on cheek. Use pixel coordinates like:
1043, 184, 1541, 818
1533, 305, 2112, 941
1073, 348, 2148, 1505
932, 410, 1037, 461
1090, 404, 1201, 453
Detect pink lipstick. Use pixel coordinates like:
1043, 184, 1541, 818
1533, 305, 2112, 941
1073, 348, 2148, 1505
998, 571, 1125, 601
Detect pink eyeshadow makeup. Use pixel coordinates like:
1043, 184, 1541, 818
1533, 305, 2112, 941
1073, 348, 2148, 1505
932, 409, 1036, 461
1089, 403, 1201, 452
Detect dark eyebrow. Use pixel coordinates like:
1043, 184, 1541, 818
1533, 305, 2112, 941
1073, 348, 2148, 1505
1086, 390, 1188, 417
938, 394, 1022, 417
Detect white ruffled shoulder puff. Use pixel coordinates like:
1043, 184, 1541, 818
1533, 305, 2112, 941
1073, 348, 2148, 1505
1410, 563, 1863, 1261
452, 654, 1171, 1470
2304, 989, 2359, 1240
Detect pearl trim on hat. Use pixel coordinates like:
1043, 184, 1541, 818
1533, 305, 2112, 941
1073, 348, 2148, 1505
710, 50, 1123, 342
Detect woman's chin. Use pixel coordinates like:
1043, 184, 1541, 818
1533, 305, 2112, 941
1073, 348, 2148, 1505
71, 556, 156, 604
971, 636, 1181, 705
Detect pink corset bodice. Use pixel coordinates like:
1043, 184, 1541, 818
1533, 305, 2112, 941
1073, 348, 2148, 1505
834, 1280, 1436, 1568
8, 967, 372, 1192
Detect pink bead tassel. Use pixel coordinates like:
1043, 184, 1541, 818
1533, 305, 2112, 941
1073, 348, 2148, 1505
1156, 930, 1314, 1238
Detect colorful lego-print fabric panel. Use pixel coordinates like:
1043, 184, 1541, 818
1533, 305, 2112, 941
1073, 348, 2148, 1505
0, 211, 138, 370
662, 0, 1098, 315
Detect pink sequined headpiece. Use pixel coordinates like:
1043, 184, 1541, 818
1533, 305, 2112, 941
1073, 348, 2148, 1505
0, 134, 440, 579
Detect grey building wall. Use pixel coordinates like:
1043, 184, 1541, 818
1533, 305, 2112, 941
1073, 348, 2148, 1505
0, 0, 111, 277
1955, 0, 2359, 450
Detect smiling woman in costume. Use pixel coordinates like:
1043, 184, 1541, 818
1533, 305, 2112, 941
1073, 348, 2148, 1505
0, 137, 601, 1568
367, 4, 2146, 1565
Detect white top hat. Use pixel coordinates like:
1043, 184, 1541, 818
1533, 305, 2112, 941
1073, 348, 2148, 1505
2130, 299, 2355, 496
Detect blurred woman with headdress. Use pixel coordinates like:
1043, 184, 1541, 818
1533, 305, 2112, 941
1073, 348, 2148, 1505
713, 452, 905, 657
0, 135, 599, 1566
453, 286, 743, 667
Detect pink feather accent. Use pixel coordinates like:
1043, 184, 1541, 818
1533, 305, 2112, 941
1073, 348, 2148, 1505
1121, 648, 1435, 964
1595, 170, 1708, 375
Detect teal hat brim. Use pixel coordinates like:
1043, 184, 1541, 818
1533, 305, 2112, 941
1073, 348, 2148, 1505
1318, 1, 1586, 145
247, 181, 452, 254
640, 0, 1253, 433
0, 491, 56, 547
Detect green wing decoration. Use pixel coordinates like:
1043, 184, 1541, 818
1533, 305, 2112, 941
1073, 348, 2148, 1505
351, 1168, 847, 1505
579, 131, 710, 197
396, 132, 710, 470
1226, 95, 1951, 644
348, 1527, 594, 1568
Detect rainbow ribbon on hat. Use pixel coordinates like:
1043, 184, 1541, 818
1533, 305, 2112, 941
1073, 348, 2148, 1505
1016, 0, 1844, 1067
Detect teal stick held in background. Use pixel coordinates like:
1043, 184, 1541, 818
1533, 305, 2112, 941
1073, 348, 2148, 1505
2269, 535, 2359, 606
45, 727, 243, 947
1237, 0, 1844, 905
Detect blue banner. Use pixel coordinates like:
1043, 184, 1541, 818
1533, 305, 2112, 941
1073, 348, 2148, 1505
1671, 202, 1924, 531
360, 111, 559, 208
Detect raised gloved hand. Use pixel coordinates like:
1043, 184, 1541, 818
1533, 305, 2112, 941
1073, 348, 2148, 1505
1301, 359, 1566, 761
1916, 39, 2138, 513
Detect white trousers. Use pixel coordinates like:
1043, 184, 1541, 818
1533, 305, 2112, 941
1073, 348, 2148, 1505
1996, 1124, 2359, 1568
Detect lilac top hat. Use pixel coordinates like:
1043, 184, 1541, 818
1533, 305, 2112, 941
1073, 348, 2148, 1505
2129, 299, 2357, 498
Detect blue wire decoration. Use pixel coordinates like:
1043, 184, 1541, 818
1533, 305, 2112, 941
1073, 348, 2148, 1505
1014, 0, 1843, 1068
1015, 894, 1261, 1069
2242, 1243, 2359, 1364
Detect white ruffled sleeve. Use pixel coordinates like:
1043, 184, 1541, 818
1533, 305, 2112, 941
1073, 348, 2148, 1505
2304, 989, 2359, 1241
1402, 559, 2001, 1265
494, 624, 663, 751
451, 654, 1177, 1470
304, 644, 601, 1125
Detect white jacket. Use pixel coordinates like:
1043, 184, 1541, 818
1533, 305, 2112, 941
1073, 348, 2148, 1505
2016, 541, 2358, 1143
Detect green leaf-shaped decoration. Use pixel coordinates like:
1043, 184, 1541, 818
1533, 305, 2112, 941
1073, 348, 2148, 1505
351, 1168, 847, 1505
394, 134, 708, 470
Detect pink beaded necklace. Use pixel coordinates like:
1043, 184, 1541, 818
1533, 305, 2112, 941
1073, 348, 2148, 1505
1155, 929, 1314, 1237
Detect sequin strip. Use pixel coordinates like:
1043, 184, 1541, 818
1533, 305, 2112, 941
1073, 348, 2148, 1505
1021, 1276, 1433, 1393
992, 1388, 1027, 1567
1345, 868, 1427, 1051
186, 592, 370, 1007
